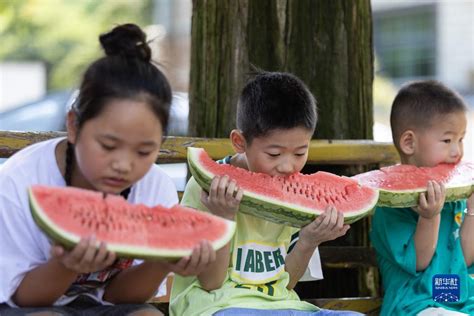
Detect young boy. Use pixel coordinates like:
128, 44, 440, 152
170, 72, 363, 316
370, 80, 474, 316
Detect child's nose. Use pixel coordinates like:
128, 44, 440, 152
451, 143, 462, 158
112, 155, 133, 174
276, 161, 295, 175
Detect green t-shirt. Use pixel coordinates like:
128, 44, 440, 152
169, 177, 318, 316
370, 200, 474, 315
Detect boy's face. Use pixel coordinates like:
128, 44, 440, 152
408, 111, 466, 167
243, 127, 313, 176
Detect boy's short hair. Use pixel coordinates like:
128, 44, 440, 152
236, 71, 317, 143
390, 80, 467, 150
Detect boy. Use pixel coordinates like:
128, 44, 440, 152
170, 72, 362, 315
370, 80, 474, 315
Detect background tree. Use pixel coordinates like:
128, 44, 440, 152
189, 0, 375, 297
0, 0, 152, 90
189, 0, 373, 140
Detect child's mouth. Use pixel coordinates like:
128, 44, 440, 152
103, 177, 128, 187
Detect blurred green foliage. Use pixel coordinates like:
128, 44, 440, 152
0, 0, 152, 89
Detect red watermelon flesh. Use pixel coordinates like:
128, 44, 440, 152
29, 185, 235, 259
353, 162, 474, 207
187, 147, 379, 227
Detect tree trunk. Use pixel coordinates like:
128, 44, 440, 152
189, 0, 373, 140
189, 0, 375, 298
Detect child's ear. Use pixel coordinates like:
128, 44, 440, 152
399, 130, 416, 155
66, 110, 78, 144
230, 129, 246, 153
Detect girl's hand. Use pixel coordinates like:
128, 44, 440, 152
298, 205, 350, 251
201, 176, 243, 220
414, 180, 446, 219
160, 240, 216, 276
50, 236, 116, 274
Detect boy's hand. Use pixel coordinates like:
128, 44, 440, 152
160, 240, 216, 276
50, 236, 116, 273
414, 180, 446, 219
298, 205, 350, 251
201, 175, 243, 220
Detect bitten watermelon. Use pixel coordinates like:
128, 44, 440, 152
187, 147, 379, 227
353, 162, 474, 208
29, 185, 236, 259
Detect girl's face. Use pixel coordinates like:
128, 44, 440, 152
67, 98, 164, 194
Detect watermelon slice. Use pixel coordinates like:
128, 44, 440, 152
29, 185, 236, 259
353, 162, 474, 208
187, 147, 379, 227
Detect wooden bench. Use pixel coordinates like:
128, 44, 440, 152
0, 130, 400, 315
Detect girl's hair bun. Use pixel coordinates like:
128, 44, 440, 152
99, 23, 151, 62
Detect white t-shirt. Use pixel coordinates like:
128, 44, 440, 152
0, 137, 179, 306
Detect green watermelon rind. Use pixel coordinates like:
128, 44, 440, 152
29, 188, 236, 260
187, 147, 379, 228
376, 184, 474, 208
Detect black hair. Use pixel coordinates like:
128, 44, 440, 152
236, 71, 317, 144
65, 24, 171, 199
390, 80, 468, 151
71, 23, 172, 133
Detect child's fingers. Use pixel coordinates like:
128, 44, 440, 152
217, 176, 229, 199
209, 176, 220, 198
173, 256, 191, 272
208, 242, 216, 263
79, 236, 98, 267
186, 244, 202, 272
197, 240, 212, 267
336, 211, 345, 229
200, 190, 209, 205
312, 212, 326, 229
103, 250, 117, 267
93, 241, 108, 264
50, 244, 64, 257
328, 206, 338, 229
432, 181, 442, 202
320, 207, 332, 228
234, 188, 244, 203
69, 237, 90, 262
418, 192, 428, 211
440, 183, 446, 199
426, 181, 435, 204
341, 224, 350, 235
226, 180, 237, 200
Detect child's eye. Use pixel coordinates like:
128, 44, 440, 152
442, 139, 451, 144
101, 143, 115, 151
266, 153, 280, 157
295, 153, 306, 157
138, 151, 152, 157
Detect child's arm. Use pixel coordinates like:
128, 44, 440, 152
196, 176, 242, 291
285, 206, 349, 289
412, 180, 445, 271
12, 237, 116, 307
460, 193, 474, 266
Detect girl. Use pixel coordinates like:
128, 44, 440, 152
0, 23, 215, 315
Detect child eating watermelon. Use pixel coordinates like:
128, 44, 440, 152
0, 24, 214, 315
170, 71, 362, 316
370, 80, 474, 315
